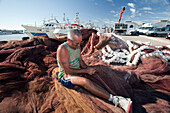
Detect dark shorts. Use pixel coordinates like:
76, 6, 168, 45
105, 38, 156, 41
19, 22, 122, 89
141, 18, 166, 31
58, 75, 74, 88
58, 74, 86, 88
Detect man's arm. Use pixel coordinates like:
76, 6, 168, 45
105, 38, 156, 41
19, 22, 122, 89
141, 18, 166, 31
79, 53, 88, 69
57, 45, 95, 75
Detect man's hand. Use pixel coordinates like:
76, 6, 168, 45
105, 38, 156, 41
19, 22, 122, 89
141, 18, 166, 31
86, 67, 96, 75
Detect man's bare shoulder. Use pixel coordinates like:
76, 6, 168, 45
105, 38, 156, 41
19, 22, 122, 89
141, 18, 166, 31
57, 44, 67, 52
57, 44, 69, 60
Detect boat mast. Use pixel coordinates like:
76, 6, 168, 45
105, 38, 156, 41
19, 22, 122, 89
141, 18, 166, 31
75, 12, 80, 24
63, 13, 66, 21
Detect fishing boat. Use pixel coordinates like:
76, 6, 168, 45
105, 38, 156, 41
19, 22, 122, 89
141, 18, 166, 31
53, 23, 83, 38
22, 13, 84, 38
53, 12, 84, 38
0, 30, 13, 35
22, 17, 60, 38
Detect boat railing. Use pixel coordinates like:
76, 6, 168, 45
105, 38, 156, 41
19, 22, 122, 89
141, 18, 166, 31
22, 24, 42, 27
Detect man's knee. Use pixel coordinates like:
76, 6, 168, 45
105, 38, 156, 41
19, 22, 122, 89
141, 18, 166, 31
81, 78, 92, 87
71, 76, 92, 87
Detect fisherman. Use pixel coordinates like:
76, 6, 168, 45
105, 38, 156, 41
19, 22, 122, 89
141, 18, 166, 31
56, 29, 132, 113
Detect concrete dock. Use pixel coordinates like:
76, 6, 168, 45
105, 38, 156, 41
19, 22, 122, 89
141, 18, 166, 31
121, 35, 170, 46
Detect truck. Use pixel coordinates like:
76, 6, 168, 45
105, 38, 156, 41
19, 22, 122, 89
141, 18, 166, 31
114, 7, 139, 35
114, 23, 128, 35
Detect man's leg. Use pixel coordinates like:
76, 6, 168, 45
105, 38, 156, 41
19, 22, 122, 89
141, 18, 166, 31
69, 75, 110, 100
69, 75, 132, 113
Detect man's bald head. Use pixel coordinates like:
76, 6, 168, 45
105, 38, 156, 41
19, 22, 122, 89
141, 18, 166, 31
67, 29, 82, 40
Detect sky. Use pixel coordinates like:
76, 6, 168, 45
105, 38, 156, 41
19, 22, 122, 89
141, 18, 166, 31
0, 0, 170, 30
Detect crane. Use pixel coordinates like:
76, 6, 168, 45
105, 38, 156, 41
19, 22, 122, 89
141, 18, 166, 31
118, 7, 125, 23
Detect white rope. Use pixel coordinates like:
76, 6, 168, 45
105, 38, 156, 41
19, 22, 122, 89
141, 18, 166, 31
100, 35, 170, 65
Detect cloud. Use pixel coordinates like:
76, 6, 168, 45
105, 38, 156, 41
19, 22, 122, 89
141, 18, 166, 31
150, 0, 160, 3
138, 13, 142, 16
140, 7, 152, 10
93, 17, 116, 25
130, 8, 136, 14
107, 0, 113, 2
103, 18, 116, 25
133, 20, 143, 25
157, 11, 170, 16
94, 2, 98, 5
104, 20, 114, 24
139, 0, 169, 5
136, 11, 142, 16
127, 3, 135, 8
141, 11, 169, 22
0, 25, 24, 30
113, 14, 118, 17
140, 0, 163, 4
150, 16, 166, 19
94, 19, 100, 23
111, 3, 115, 6
106, 0, 115, 6
149, 16, 167, 22
144, 11, 154, 14
164, 0, 170, 4
110, 10, 115, 13
93, 17, 105, 24
127, 3, 136, 18
130, 8, 136, 18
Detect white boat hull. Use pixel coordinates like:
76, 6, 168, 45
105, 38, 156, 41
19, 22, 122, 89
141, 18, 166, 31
22, 25, 55, 38
53, 29, 68, 38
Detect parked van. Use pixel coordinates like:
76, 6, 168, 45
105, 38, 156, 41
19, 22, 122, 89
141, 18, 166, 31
136, 23, 153, 35
153, 26, 170, 37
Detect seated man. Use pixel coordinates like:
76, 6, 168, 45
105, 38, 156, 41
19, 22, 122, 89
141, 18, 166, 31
56, 29, 132, 113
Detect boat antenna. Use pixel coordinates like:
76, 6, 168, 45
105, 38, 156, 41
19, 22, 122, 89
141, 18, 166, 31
43, 18, 46, 24
76, 12, 79, 19
75, 12, 80, 24
67, 18, 70, 25
63, 13, 66, 21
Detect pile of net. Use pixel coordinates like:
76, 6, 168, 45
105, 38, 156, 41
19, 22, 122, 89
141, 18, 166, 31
0, 29, 169, 113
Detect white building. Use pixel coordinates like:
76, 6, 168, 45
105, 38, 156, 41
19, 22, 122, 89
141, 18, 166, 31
153, 20, 170, 28
125, 21, 139, 35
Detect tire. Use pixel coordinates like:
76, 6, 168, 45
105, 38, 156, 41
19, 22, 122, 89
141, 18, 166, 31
154, 33, 158, 37
151, 33, 154, 36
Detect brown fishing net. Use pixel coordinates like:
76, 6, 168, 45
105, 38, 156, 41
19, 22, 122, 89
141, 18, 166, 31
0, 29, 169, 113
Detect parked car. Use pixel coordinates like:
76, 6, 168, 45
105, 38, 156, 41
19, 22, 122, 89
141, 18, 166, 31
166, 33, 170, 39
146, 27, 161, 36
155, 26, 170, 37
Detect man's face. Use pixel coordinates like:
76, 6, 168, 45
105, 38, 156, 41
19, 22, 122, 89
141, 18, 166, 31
70, 36, 82, 49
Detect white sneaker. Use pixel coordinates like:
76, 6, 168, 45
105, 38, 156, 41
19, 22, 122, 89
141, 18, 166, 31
113, 96, 132, 113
